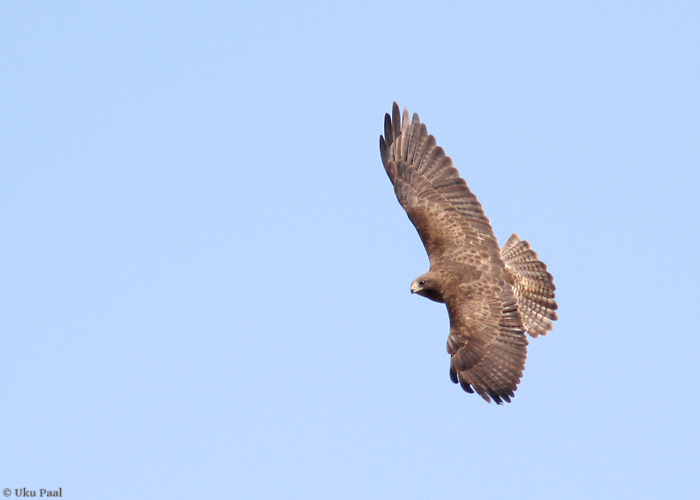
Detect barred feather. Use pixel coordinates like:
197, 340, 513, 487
502, 233, 558, 338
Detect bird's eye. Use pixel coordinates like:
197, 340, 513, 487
419, 281, 426, 286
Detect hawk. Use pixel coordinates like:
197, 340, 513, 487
380, 103, 558, 404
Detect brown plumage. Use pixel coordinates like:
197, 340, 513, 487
380, 103, 558, 404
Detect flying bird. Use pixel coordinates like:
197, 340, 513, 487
380, 103, 558, 404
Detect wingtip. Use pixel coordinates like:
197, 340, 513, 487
392, 102, 401, 140
379, 135, 390, 169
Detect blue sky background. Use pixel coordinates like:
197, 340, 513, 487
3, 2, 699, 499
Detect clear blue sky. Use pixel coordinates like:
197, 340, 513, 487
3, 2, 699, 499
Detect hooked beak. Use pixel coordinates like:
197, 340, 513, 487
410, 282, 420, 294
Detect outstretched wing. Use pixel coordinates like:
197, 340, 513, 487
380, 102, 528, 403
379, 103, 500, 269
445, 282, 528, 404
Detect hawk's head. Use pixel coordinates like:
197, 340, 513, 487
410, 272, 445, 303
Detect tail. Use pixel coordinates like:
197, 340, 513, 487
501, 234, 558, 338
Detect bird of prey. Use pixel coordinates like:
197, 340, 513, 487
380, 102, 558, 404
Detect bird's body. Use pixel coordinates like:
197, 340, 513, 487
380, 103, 558, 404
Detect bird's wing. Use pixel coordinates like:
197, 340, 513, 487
379, 103, 500, 269
444, 278, 528, 404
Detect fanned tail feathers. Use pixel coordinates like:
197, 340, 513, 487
501, 234, 558, 337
